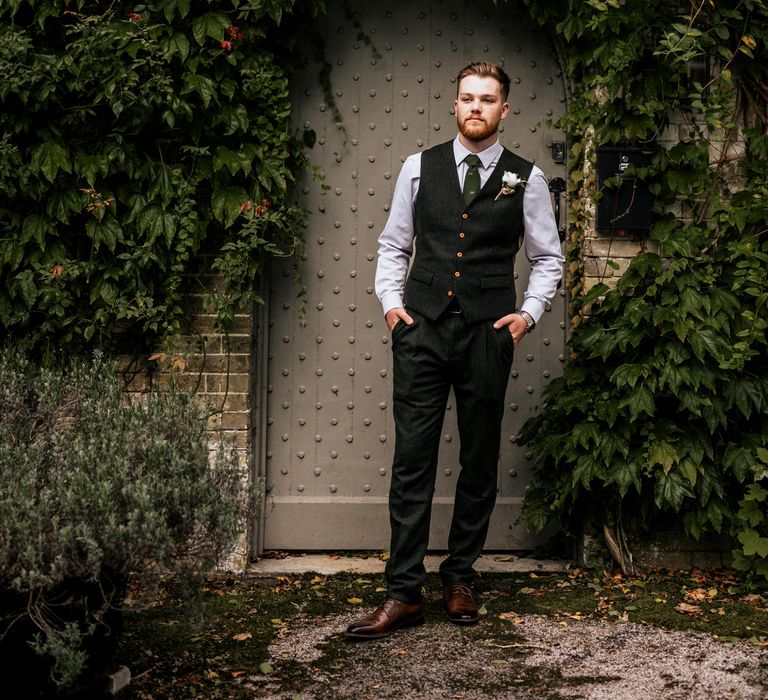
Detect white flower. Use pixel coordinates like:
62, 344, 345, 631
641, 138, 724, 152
495, 171, 527, 200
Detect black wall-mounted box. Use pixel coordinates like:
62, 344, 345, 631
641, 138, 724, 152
595, 145, 653, 234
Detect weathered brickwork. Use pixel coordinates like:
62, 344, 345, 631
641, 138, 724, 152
116, 262, 253, 496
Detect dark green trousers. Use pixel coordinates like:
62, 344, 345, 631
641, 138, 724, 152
385, 308, 515, 603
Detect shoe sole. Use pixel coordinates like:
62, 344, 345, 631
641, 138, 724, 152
344, 614, 425, 639
444, 603, 479, 625
446, 615, 479, 625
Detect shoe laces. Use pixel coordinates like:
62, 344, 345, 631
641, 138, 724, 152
448, 584, 473, 598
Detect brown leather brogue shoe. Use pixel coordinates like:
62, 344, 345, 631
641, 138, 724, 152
443, 583, 479, 624
344, 598, 425, 639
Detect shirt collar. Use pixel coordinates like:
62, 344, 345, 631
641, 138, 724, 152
453, 136, 502, 169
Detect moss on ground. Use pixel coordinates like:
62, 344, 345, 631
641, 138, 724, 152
116, 567, 768, 698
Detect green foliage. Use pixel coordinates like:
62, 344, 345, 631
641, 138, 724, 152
521, 0, 768, 581
0, 347, 244, 689
0, 0, 324, 353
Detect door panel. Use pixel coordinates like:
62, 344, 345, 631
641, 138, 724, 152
262, 0, 567, 550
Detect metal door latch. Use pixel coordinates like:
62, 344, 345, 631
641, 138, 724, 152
548, 176, 566, 242
551, 141, 565, 164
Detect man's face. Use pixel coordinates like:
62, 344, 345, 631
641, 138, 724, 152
454, 75, 509, 143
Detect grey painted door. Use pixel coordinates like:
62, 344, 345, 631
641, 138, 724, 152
261, 0, 567, 550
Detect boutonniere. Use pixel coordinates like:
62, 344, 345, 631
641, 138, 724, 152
495, 171, 526, 201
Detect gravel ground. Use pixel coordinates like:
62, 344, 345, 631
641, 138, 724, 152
257, 610, 768, 699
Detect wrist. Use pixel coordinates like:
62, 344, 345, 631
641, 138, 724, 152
518, 310, 536, 333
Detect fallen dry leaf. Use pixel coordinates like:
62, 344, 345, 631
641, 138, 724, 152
498, 611, 519, 621
685, 587, 718, 602
675, 602, 703, 616
347, 597, 364, 604
232, 632, 253, 642
742, 594, 763, 606
231, 671, 246, 678
561, 612, 584, 621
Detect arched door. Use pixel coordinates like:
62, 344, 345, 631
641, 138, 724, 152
259, 0, 567, 550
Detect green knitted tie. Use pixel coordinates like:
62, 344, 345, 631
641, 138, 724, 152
462, 154, 482, 205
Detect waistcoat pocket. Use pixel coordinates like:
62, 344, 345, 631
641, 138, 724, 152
480, 274, 513, 289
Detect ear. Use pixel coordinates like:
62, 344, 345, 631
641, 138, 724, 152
500, 102, 510, 120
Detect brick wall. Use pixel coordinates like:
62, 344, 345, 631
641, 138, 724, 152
117, 260, 254, 571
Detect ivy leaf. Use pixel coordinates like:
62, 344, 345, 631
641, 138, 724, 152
212, 186, 249, 228
14, 269, 37, 309
86, 217, 123, 253
654, 469, 694, 510
648, 441, 678, 475
182, 74, 218, 108
22, 215, 51, 251
31, 141, 71, 183
679, 287, 708, 320
738, 529, 768, 558
688, 328, 730, 363
680, 458, 698, 488
159, 0, 191, 22
192, 12, 230, 46
74, 153, 109, 188
46, 188, 81, 223
611, 363, 644, 389
745, 483, 768, 503
723, 378, 763, 419
137, 205, 177, 245
165, 33, 190, 63
618, 384, 654, 421
610, 458, 641, 497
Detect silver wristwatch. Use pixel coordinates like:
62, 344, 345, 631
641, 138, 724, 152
519, 310, 536, 333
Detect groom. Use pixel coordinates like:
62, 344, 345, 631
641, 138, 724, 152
346, 62, 564, 638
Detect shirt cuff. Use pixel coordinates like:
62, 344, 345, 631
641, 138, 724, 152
380, 292, 405, 317
519, 298, 546, 323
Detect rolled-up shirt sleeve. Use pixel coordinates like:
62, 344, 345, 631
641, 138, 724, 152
519, 165, 565, 322
374, 153, 421, 315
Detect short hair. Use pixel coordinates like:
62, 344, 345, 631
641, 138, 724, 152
456, 62, 511, 102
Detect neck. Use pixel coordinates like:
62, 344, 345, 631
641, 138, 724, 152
458, 133, 499, 153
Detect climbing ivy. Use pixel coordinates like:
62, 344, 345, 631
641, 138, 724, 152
3, 0, 768, 580
520, 0, 768, 580
0, 0, 324, 353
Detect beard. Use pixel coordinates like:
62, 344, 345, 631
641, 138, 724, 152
457, 114, 500, 142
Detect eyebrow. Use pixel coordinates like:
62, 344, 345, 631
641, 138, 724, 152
458, 92, 499, 99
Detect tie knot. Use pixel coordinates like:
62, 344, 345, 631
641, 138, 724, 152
464, 154, 481, 168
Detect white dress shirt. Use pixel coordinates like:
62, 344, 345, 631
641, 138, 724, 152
375, 137, 564, 322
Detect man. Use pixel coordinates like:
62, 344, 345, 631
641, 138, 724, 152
345, 62, 564, 639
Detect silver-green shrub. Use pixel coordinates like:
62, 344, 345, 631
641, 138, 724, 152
0, 348, 243, 689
